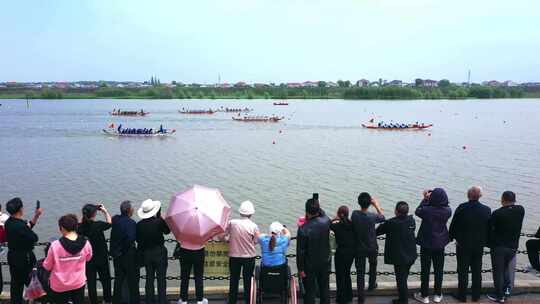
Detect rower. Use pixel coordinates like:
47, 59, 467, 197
159, 125, 164, 134
117, 124, 122, 133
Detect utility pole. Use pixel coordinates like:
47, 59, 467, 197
467, 69, 471, 87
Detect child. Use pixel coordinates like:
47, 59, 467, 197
376, 201, 417, 304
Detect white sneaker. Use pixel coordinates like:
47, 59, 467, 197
414, 292, 430, 304
433, 294, 443, 303
197, 298, 208, 304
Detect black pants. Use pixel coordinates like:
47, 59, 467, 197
228, 257, 255, 304
394, 264, 412, 303
180, 247, 205, 302
113, 248, 141, 304
50, 285, 85, 304
420, 247, 444, 298
526, 239, 540, 271
456, 246, 483, 301
303, 262, 330, 304
86, 258, 112, 304
142, 246, 168, 304
8, 250, 36, 304
491, 246, 516, 299
335, 250, 354, 304
355, 252, 377, 303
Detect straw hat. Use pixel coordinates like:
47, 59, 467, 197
137, 199, 162, 219
239, 200, 255, 216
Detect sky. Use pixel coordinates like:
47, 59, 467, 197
1, 0, 539, 84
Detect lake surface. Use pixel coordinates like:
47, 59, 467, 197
1, 98, 539, 280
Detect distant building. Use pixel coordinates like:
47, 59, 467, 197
234, 81, 248, 88
302, 81, 319, 88
522, 82, 540, 87
370, 82, 380, 87
356, 79, 370, 87
287, 82, 302, 88
484, 80, 501, 87
326, 81, 338, 88
388, 80, 403, 86
253, 83, 269, 88
502, 80, 518, 87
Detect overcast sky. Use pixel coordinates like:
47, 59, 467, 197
1, 0, 539, 83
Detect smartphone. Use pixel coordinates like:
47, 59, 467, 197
36, 200, 40, 210
312, 193, 319, 200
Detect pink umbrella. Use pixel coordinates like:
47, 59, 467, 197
166, 185, 231, 249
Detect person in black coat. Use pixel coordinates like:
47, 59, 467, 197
376, 201, 417, 304
526, 226, 540, 271
78, 203, 113, 304
414, 188, 452, 304
296, 198, 331, 304
487, 191, 525, 303
110, 200, 140, 304
4, 197, 43, 304
449, 186, 491, 302
351, 192, 385, 304
330, 206, 355, 304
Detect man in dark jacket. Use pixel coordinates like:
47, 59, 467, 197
351, 192, 385, 303
487, 191, 524, 303
414, 188, 452, 304
376, 201, 417, 304
110, 200, 140, 304
296, 198, 331, 304
526, 226, 540, 271
5, 197, 43, 304
449, 186, 491, 302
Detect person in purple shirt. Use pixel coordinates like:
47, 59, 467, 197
414, 188, 452, 304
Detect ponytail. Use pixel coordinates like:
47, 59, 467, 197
269, 234, 277, 251
82, 204, 98, 224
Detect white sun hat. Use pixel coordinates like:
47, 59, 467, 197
239, 200, 255, 216
137, 199, 162, 219
269, 222, 284, 235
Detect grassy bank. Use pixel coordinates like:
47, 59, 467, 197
0, 85, 535, 100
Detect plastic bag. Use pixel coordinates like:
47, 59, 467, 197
24, 269, 47, 300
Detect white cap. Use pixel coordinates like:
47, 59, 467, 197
269, 222, 284, 235
137, 199, 162, 219
239, 200, 255, 216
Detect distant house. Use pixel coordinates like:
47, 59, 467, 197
502, 80, 518, 87
484, 80, 501, 87
522, 82, 540, 87
370, 82, 380, 87
388, 80, 403, 86
302, 81, 319, 88
326, 81, 338, 88
287, 82, 303, 88
235, 81, 248, 88
423, 79, 438, 88
356, 79, 370, 87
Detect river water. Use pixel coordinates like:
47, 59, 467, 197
1, 98, 539, 281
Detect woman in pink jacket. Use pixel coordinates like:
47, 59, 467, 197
43, 214, 93, 304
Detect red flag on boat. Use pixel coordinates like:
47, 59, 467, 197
108, 123, 115, 128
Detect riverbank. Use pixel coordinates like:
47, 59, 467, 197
0, 85, 536, 100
